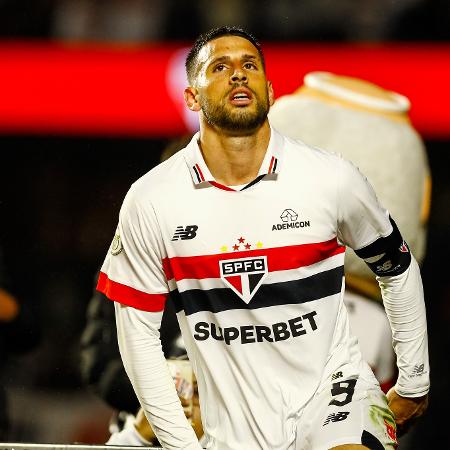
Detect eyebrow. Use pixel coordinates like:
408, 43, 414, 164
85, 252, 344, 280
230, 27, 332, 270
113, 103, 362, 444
208, 54, 259, 68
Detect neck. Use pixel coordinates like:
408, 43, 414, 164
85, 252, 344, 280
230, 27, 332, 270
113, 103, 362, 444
198, 120, 271, 186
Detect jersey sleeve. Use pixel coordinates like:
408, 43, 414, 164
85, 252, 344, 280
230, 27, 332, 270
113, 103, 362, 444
336, 157, 392, 252
115, 304, 202, 449
337, 157, 429, 397
97, 184, 169, 313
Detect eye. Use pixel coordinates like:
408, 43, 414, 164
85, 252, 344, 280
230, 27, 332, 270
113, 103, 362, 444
243, 62, 257, 70
213, 64, 227, 72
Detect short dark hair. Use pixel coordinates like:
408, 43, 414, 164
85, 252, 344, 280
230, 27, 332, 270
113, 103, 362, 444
185, 26, 265, 84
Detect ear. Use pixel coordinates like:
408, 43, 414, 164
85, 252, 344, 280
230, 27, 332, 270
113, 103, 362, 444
184, 86, 201, 112
267, 80, 275, 106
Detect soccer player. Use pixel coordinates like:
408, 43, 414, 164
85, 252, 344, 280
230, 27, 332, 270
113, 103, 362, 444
97, 27, 429, 449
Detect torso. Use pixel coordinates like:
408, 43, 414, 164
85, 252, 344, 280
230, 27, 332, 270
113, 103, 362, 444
138, 130, 370, 449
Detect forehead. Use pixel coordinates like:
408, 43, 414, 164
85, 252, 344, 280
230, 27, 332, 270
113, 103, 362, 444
197, 35, 261, 68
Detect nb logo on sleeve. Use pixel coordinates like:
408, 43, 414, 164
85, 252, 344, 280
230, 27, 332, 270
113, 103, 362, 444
172, 225, 198, 241
323, 412, 350, 426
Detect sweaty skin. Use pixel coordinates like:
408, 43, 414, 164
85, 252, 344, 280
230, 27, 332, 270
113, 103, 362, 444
387, 388, 428, 436
184, 36, 274, 186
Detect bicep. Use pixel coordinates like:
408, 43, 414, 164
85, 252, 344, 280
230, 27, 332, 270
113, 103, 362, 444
98, 188, 169, 313
336, 157, 411, 276
337, 156, 392, 251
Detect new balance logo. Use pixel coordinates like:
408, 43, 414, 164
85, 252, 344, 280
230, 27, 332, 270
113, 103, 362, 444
332, 371, 343, 380
409, 364, 425, 378
323, 411, 350, 426
172, 225, 198, 241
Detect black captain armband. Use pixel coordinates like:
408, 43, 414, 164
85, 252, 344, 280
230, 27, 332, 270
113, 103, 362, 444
354, 217, 412, 277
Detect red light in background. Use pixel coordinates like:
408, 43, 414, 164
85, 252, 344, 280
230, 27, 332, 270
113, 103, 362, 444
0, 42, 449, 138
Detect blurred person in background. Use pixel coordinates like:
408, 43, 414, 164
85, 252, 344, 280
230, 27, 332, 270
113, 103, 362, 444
0, 248, 40, 440
80, 279, 141, 422
97, 26, 429, 449
269, 71, 431, 395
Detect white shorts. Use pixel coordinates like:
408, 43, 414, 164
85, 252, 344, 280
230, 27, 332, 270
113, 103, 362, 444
295, 375, 398, 450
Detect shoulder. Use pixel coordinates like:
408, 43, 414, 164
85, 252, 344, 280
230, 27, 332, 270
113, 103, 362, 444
277, 128, 342, 162
125, 149, 189, 209
276, 128, 346, 177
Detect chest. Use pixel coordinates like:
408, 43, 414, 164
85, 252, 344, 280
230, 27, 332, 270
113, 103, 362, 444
157, 178, 338, 259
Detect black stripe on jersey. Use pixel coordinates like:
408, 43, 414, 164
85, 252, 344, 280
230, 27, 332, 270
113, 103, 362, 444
354, 216, 411, 277
354, 216, 402, 259
192, 165, 202, 183
361, 431, 385, 450
170, 266, 343, 316
272, 158, 278, 173
241, 174, 265, 191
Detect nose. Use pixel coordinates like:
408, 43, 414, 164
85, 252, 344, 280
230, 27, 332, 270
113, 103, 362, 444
230, 67, 247, 83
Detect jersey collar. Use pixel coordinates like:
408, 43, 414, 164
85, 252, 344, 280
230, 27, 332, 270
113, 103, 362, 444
184, 125, 284, 188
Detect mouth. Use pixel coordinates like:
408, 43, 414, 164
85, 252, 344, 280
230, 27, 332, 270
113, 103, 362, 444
228, 87, 253, 106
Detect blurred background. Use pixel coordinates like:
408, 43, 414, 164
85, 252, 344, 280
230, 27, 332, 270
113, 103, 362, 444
0, 0, 449, 447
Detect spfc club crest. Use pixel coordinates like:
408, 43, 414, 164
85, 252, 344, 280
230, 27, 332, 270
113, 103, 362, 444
219, 256, 268, 303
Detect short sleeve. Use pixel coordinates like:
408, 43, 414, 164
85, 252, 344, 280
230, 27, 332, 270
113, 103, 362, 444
337, 157, 393, 252
97, 185, 169, 312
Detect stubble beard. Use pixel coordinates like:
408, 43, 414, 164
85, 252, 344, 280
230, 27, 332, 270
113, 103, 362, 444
201, 90, 270, 134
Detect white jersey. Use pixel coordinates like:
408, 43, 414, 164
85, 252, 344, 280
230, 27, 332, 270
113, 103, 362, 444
98, 127, 395, 449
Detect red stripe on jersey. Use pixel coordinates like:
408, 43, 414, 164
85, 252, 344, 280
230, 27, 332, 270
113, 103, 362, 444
162, 258, 174, 280
97, 271, 167, 312
268, 156, 275, 174
167, 238, 344, 282
195, 164, 205, 182
380, 378, 395, 394
209, 181, 236, 192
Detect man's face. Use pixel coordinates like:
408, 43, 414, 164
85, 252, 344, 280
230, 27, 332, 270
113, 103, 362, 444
192, 35, 274, 134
